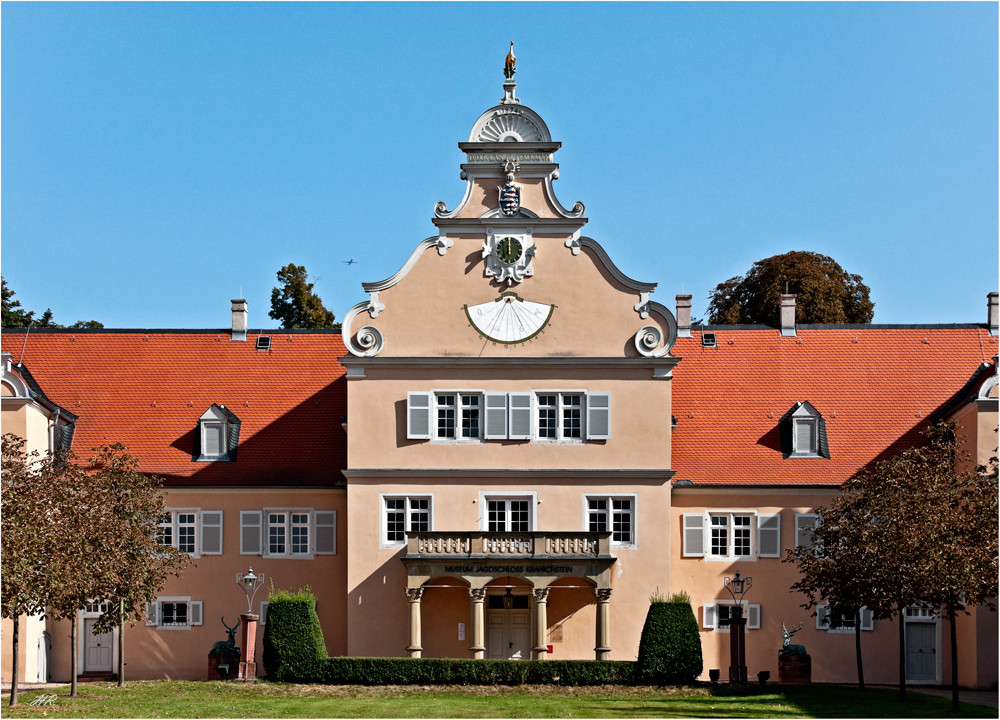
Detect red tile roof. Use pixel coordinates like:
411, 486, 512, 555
671, 325, 998, 486
1, 330, 347, 487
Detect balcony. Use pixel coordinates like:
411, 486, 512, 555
406, 531, 612, 559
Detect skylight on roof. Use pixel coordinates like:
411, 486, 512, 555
702, 333, 717, 348
256, 336, 271, 351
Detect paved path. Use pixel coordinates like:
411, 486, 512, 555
910, 687, 998, 709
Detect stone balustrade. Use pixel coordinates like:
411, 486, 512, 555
408, 531, 611, 559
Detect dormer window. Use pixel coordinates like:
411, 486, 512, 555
195, 404, 241, 462
783, 401, 830, 459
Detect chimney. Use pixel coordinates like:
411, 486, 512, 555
231, 299, 248, 341
780, 294, 797, 337
676, 295, 692, 338
988, 292, 998, 337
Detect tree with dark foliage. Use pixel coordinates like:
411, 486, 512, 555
707, 251, 874, 325
787, 421, 997, 704
268, 264, 337, 329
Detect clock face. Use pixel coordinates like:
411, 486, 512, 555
465, 293, 554, 344
495, 237, 523, 265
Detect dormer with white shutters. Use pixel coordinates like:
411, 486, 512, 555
194, 404, 241, 462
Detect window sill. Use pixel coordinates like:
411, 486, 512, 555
706, 555, 757, 562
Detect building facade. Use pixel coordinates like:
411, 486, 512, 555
2, 62, 997, 688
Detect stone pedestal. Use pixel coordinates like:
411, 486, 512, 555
778, 652, 811, 684
207, 651, 240, 681
238, 613, 259, 680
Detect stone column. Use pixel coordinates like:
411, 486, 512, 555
238, 613, 259, 679
594, 588, 612, 661
532, 588, 550, 660
405, 588, 424, 658
469, 588, 486, 659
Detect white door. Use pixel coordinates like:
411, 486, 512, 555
485, 609, 531, 660
905, 622, 937, 682
84, 619, 113, 672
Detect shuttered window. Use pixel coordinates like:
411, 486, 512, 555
484, 393, 508, 439
703, 603, 761, 630
406, 392, 432, 439
240, 511, 262, 555
200, 511, 223, 555
314, 511, 337, 555
585, 393, 611, 440
817, 604, 874, 631
795, 514, 820, 551
682, 513, 706, 557
757, 514, 781, 558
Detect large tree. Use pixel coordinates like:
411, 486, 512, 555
909, 423, 997, 711
707, 251, 874, 325
786, 421, 997, 703
1, 436, 48, 706
268, 264, 337, 329
1, 436, 186, 698
84, 444, 190, 686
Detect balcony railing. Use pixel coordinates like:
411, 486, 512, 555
406, 531, 611, 559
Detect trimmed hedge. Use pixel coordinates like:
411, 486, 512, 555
261, 587, 328, 681
303, 657, 639, 686
636, 597, 703, 684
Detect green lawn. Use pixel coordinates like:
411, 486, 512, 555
2, 681, 994, 718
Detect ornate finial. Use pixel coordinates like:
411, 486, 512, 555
504, 42, 516, 80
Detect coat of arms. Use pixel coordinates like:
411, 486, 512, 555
498, 183, 521, 216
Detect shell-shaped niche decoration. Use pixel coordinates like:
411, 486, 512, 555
476, 113, 543, 143
634, 325, 669, 358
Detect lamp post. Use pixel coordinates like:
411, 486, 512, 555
723, 570, 752, 683
236, 568, 265, 680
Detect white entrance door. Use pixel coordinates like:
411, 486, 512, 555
84, 619, 113, 672
486, 609, 531, 660
905, 622, 937, 682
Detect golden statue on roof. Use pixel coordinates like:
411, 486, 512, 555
504, 42, 516, 80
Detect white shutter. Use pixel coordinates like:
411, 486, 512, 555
795, 514, 819, 550
260, 600, 269, 626
240, 511, 262, 555
860, 606, 874, 631
585, 392, 611, 440
816, 604, 831, 629
508, 393, 533, 440
587, 393, 611, 440
757, 513, 781, 558
314, 511, 337, 555
203, 423, 224, 457
746, 604, 761, 629
200, 511, 223, 555
189, 601, 203, 626
484, 393, 508, 440
406, 392, 432, 440
702, 604, 716, 629
682, 513, 706, 557
794, 419, 815, 454
145, 601, 159, 626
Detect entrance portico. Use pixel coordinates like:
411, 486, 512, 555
402, 531, 616, 660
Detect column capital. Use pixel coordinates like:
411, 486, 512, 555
406, 587, 424, 602
469, 587, 487, 602
532, 587, 550, 602
595, 588, 612, 602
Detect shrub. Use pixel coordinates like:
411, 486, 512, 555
636, 595, 703, 684
261, 586, 327, 681
306, 657, 639, 686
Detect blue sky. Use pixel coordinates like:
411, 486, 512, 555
3, 2, 997, 329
